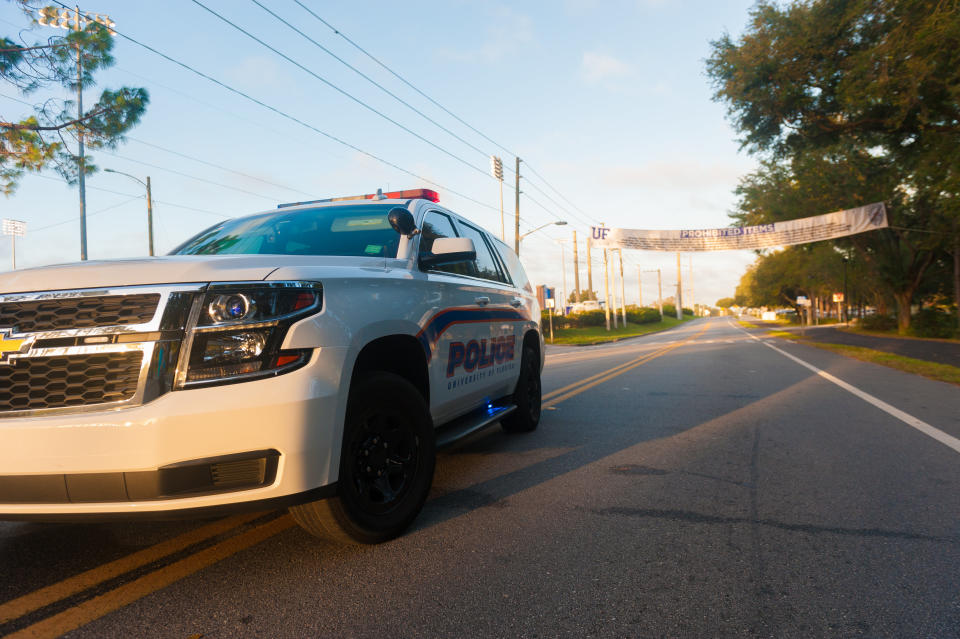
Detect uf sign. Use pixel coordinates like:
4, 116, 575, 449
590, 226, 610, 240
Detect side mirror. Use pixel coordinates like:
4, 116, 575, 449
388, 207, 419, 237
421, 237, 476, 268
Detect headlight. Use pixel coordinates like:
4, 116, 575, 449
175, 281, 322, 388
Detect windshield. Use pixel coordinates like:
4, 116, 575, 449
172, 204, 402, 258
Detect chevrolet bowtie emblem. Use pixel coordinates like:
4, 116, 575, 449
0, 328, 32, 364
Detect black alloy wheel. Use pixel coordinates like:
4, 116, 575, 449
289, 372, 435, 544
501, 344, 541, 433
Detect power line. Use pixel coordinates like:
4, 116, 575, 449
41, 0, 501, 223
30, 195, 143, 233
250, 0, 491, 160
3, 91, 314, 198
30, 173, 229, 217
522, 161, 596, 223
99, 150, 279, 201
293, 1, 517, 159
124, 137, 314, 197
189, 0, 492, 181
34, 1, 573, 240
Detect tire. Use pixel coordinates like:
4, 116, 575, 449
290, 372, 435, 544
501, 344, 541, 433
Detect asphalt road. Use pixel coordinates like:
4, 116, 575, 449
2, 317, 959, 638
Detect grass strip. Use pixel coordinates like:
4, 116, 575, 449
803, 342, 960, 386
548, 315, 692, 345
750, 323, 960, 386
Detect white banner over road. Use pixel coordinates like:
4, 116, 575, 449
590, 202, 888, 252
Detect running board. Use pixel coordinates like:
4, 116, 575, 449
435, 403, 517, 449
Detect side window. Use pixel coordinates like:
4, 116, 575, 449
419, 211, 471, 277
493, 241, 533, 293
456, 222, 509, 284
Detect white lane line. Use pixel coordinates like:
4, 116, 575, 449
734, 322, 960, 456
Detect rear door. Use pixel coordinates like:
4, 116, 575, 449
445, 218, 524, 403
417, 212, 520, 423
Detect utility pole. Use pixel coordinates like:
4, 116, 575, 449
557, 239, 568, 314
602, 249, 612, 331
572, 230, 581, 302
586, 235, 593, 298
75, 41, 87, 260
675, 252, 683, 320
105, 169, 154, 255
618, 249, 627, 325
38, 6, 118, 260
146, 176, 154, 256
490, 156, 504, 241
657, 268, 663, 320
688, 255, 694, 316
514, 157, 521, 255
637, 266, 643, 307
612, 251, 620, 328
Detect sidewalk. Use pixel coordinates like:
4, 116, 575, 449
753, 322, 960, 367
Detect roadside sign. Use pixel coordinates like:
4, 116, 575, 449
832, 293, 844, 302
545, 298, 555, 309
796, 296, 811, 306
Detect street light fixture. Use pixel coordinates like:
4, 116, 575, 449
518, 220, 567, 243
104, 169, 155, 256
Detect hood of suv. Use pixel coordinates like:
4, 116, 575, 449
0, 254, 385, 294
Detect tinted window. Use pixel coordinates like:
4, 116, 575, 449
419, 211, 471, 277
173, 204, 401, 257
493, 240, 532, 293
456, 222, 508, 284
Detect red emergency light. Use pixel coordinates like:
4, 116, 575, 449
278, 188, 439, 208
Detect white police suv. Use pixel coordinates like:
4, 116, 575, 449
0, 188, 543, 544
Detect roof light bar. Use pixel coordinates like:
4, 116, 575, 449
277, 188, 439, 209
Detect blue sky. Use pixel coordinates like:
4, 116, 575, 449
0, 0, 761, 306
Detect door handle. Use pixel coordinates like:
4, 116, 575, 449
474, 296, 490, 306
510, 298, 523, 307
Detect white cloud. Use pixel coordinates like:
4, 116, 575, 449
580, 52, 632, 82
443, 7, 534, 63
601, 159, 751, 191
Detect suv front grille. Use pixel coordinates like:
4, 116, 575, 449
0, 352, 143, 412
0, 294, 160, 333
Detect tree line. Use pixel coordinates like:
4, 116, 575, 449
707, 0, 959, 335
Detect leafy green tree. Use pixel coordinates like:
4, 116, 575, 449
707, 0, 960, 333
568, 289, 598, 302
715, 297, 736, 308
1, 2, 148, 195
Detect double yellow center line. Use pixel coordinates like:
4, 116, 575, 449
543, 323, 709, 409
1, 323, 708, 638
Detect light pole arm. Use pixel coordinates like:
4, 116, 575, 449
103, 168, 146, 188
519, 220, 567, 242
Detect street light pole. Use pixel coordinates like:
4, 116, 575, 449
146, 176, 154, 256
104, 169, 155, 256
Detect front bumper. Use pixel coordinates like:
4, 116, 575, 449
0, 347, 348, 518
